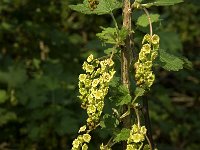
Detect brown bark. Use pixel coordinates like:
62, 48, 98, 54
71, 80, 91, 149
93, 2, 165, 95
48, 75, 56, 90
121, 0, 133, 149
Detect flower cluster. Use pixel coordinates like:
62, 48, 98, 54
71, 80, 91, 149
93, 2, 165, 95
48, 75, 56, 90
72, 133, 91, 150
126, 124, 147, 150
134, 34, 160, 89
79, 54, 115, 129
88, 0, 99, 10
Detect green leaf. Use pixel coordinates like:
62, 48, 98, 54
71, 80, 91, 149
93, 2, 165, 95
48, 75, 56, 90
158, 49, 184, 71
118, 85, 129, 95
118, 27, 129, 44
137, 14, 160, 27
0, 65, 27, 87
113, 128, 130, 143
133, 87, 145, 102
0, 90, 8, 104
159, 32, 182, 53
152, 0, 183, 6
117, 94, 132, 106
0, 108, 17, 126
97, 27, 117, 44
142, 0, 183, 8
69, 0, 122, 15
181, 57, 193, 70
109, 76, 120, 87
97, 27, 128, 46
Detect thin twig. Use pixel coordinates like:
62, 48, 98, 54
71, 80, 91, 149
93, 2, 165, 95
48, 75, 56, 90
133, 106, 141, 128
143, 7, 153, 36
145, 134, 153, 150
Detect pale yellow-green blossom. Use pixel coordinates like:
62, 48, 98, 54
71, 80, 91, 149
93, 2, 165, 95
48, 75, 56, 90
85, 64, 94, 73
93, 90, 104, 99
132, 133, 145, 143
72, 139, 81, 149
126, 144, 137, 150
78, 125, 87, 133
79, 74, 87, 82
127, 124, 147, 148
83, 134, 91, 143
77, 54, 115, 139
102, 72, 112, 82
82, 143, 88, 150
87, 105, 96, 114
134, 34, 160, 89
142, 44, 151, 54
92, 79, 99, 87
152, 34, 160, 45
87, 54, 94, 62
140, 126, 147, 135
142, 34, 151, 44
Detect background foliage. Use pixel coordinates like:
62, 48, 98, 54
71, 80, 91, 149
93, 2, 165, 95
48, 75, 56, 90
0, 0, 199, 149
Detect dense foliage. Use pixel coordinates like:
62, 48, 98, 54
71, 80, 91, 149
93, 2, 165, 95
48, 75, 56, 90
0, 0, 199, 150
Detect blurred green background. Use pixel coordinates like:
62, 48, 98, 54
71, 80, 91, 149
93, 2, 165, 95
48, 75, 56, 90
0, 0, 199, 150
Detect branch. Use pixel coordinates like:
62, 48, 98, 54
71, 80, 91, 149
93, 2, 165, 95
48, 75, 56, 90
121, 0, 133, 149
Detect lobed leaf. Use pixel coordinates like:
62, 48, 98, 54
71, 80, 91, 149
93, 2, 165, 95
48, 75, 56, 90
137, 14, 160, 27
158, 49, 184, 71
69, 0, 122, 15
113, 128, 130, 143
116, 94, 132, 106
133, 87, 145, 102
97, 27, 128, 45
142, 0, 183, 8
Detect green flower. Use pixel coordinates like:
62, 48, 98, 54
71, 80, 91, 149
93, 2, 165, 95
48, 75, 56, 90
109, 69, 116, 79
87, 54, 94, 62
83, 134, 91, 143
132, 124, 139, 133
152, 34, 160, 45
78, 125, 87, 133
93, 90, 103, 99
126, 144, 137, 150
92, 79, 99, 87
142, 34, 151, 44
88, 94, 94, 103
85, 79, 91, 88
151, 51, 158, 60
144, 61, 152, 68
132, 133, 145, 143
100, 143, 112, 150
139, 51, 146, 61
142, 44, 151, 54
82, 62, 88, 70
72, 139, 81, 148
96, 101, 104, 111
140, 126, 147, 135
79, 74, 87, 82
87, 105, 96, 114
102, 72, 112, 82
82, 143, 88, 150
85, 64, 94, 73
79, 88, 87, 96
106, 59, 114, 67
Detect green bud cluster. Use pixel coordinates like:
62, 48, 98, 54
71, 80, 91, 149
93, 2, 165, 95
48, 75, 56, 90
100, 143, 112, 150
134, 34, 160, 89
126, 124, 147, 150
72, 133, 91, 150
88, 0, 99, 10
79, 54, 115, 129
